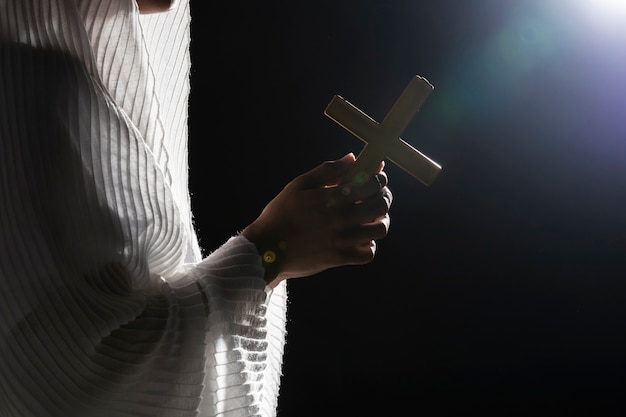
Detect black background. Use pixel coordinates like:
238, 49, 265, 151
188, 1, 626, 415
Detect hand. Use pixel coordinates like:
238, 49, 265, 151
241, 153, 393, 288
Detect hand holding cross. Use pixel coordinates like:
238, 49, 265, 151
324, 75, 442, 186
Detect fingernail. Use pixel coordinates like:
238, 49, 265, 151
339, 153, 355, 162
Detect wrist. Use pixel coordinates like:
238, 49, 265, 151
240, 224, 285, 288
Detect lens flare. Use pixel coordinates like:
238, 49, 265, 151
574, 0, 626, 32
591, 0, 626, 15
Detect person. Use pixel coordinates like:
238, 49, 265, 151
0, 0, 392, 416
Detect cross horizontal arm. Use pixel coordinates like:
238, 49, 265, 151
386, 137, 442, 186
324, 75, 442, 187
324, 95, 379, 144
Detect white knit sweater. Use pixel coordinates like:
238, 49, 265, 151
0, 1, 287, 416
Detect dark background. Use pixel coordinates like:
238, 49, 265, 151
188, 1, 626, 415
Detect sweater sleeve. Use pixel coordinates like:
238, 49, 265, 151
170, 236, 287, 417
0, 40, 287, 416
0, 1, 288, 416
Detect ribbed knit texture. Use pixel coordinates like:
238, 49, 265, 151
0, 1, 287, 416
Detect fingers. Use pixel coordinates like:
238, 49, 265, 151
335, 171, 388, 204
279, 157, 393, 272
321, 164, 392, 225
330, 211, 390, 265
328, 171, 392, 223
294, 154, 386, 199
343, 241, 377, 265
333, 221, 390, 265
327, 169, 392, 265
295, 153, 356, 189
335, 213, 391, 245
342, 190, 390, 226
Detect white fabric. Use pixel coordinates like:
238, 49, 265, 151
0, 1, 287, 416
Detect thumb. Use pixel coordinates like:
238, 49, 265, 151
297, 153, 356, 188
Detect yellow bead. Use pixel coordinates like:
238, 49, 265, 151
263, 250, 276, 264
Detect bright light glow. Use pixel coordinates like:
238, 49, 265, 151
592, 0, 626, 14
576, 0, 626, 31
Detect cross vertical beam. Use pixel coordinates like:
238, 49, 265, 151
324, 75, 442, 186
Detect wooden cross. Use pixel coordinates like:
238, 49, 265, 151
324, 75, 442, 186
